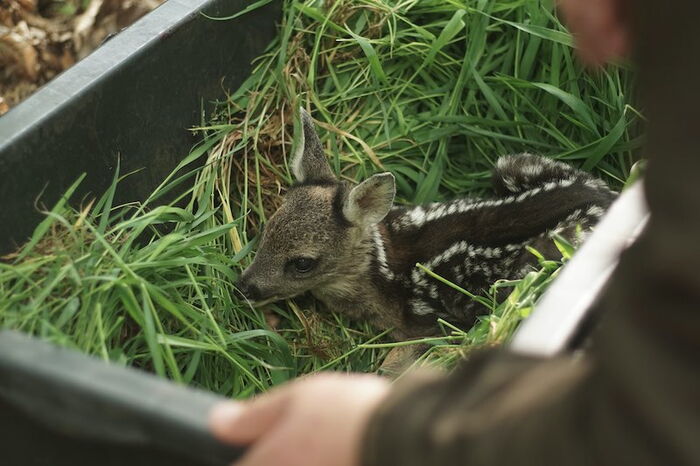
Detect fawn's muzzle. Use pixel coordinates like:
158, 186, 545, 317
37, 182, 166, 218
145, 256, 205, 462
234, 276, 262, 301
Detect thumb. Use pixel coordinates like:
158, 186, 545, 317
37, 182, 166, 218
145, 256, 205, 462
209, 388, 291, 445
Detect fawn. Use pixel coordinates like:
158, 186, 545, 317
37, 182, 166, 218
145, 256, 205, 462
236, 108, 616, 371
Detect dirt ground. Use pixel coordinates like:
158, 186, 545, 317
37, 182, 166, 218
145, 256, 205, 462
0, 0, 164, 115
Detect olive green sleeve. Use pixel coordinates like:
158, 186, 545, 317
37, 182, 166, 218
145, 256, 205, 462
362, 225, 700, 466
362, 351, 597, 466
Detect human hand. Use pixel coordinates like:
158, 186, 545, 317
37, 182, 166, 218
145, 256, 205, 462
558, 0, 630, 66
209, 373, 391, 466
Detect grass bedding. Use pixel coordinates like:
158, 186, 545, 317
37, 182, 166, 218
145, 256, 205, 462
0, 0, 641, 396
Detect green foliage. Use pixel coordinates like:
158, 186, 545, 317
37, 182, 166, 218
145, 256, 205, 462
0, 0, 641, 396
45, 0, 92, 16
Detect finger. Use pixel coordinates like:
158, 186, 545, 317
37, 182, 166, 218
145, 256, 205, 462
209, 387, 292, 445
232, 426, 309, 466
558, 0, 629, 66
580, 6, 627, 65
233, 404, 343, 466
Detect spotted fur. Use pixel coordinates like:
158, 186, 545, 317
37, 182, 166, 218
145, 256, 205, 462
236, 110, 617, 343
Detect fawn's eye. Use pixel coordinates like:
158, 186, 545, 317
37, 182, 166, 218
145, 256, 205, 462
291, 257, 317, 274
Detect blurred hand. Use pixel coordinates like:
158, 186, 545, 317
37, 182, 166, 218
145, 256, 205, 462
558, 0, 630, 65
210, 373, 390, 466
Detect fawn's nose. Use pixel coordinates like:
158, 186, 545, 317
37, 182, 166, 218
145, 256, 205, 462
235, 276, 262, 301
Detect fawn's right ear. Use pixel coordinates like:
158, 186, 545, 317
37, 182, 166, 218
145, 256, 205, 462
343, 173, 396, 227
291, 108, 335, 183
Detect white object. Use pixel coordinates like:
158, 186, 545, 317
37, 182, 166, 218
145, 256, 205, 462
511, 180, 650, 356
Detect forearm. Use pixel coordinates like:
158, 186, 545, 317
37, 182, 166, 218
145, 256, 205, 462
362, 350, 593, 466
363, 322, 695, 466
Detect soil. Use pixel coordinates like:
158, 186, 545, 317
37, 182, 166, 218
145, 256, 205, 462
0, 0, 165, 115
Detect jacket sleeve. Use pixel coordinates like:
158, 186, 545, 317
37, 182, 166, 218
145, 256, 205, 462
362, 2, 700, 463
362, 222, 700, 466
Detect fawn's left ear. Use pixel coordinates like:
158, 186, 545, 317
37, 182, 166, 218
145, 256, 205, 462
291, 107, 335, 183
343, 173, 396, 226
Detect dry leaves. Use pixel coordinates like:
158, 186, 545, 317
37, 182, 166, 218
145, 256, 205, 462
0, 0, 164, 115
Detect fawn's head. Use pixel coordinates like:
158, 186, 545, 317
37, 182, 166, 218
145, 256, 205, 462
235, 108, 395, 303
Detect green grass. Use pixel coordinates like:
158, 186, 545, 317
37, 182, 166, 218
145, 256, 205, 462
0, 0, 641, 397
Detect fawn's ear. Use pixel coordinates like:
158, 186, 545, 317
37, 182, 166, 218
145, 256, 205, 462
343, 173, 396, 226
291, 107, 335, 183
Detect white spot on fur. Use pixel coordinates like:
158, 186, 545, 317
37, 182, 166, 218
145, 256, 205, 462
522, 164, 543, 177
411, 268, 428, 288
410, 299, 436, 315
407, 206, 426, 226
372, 226, 395, 280
584, 179, 606, 190
429, 285, 439, 299
502, 176, 518, 192
427, 241, 470, 268
586, 205, 605, 218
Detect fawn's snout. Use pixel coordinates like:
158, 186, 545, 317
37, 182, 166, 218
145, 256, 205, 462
234, 274, 263, 301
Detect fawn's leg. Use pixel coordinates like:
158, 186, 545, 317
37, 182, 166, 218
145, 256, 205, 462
378, 345, 429, 377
